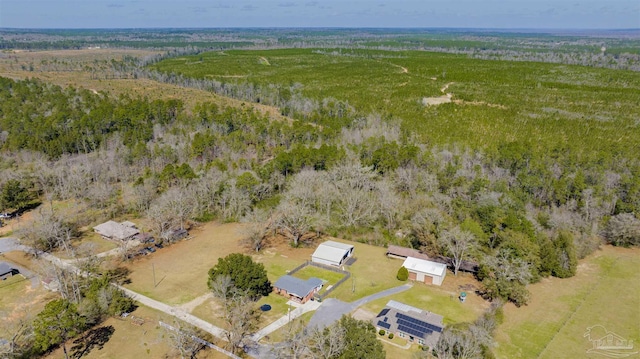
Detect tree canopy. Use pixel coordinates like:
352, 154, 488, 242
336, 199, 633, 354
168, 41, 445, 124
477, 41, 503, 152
207, 253, 272, 299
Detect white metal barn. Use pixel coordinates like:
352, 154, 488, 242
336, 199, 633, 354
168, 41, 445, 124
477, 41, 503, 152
311, 240, 355, 267
402, 256, 447, 286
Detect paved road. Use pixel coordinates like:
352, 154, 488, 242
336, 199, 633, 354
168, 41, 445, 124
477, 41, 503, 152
117, 285, 227, 339
0, 237, 28, 253
307, 283, 412, 329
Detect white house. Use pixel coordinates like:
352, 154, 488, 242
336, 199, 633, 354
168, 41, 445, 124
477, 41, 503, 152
402, 256, 447, 286
311, 240, 354, 267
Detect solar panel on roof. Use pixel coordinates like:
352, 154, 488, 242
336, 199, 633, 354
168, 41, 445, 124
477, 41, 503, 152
396, 313, 442, 336
397, 324, 432, 339
377, 308, 390, 317
377, 321, 391, 329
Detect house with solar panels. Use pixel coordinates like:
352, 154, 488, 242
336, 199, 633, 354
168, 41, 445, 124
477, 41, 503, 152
373, 300, 444, 348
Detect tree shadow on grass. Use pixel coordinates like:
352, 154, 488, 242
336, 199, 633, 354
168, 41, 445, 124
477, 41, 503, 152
71, 325, 115, 358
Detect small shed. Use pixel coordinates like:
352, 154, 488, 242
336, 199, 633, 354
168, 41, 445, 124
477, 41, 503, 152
311, 240, 354, 267
402, 256, 447, 286
273, 275, 323, 304
0, 262, 19, 280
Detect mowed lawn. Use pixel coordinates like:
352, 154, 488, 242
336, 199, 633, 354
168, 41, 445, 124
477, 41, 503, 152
124, 222, 248, 305
361, 271, 488, 325
494, 245, 640, 359
329, 240, 410, 302
293, 265, 346, 295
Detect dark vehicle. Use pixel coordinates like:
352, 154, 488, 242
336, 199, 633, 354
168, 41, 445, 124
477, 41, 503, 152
144, 246, 156, 254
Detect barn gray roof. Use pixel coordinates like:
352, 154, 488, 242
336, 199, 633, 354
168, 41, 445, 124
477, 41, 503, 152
312, 240, 354, 263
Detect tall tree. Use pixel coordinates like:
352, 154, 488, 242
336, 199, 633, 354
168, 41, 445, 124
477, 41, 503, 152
439, 227, 476, 276
33, 299, 85, 359
275, 200, 314, 247
207, 253, 272, 300
337, 316, 385, 359
209, 276, 261, 354
0, 179, 35, 212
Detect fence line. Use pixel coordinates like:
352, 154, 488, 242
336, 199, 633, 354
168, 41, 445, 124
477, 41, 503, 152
159, 321, 241, 359
287, 260, 351, 301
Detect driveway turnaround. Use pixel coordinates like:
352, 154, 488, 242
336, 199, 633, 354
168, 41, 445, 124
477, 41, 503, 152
307, 283, 412, 329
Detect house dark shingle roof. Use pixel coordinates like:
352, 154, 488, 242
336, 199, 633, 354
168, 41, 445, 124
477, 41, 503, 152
0, 262, 18, 276
274, 275, 323, 298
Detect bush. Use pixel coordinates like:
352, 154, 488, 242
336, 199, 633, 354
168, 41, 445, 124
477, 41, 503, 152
379, 329, 386, 336
396, 266, 409, 281
388, 333, 394, 339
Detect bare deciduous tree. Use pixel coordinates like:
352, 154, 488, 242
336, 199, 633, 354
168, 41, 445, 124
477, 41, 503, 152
439, 227, 476, 276
275, 200, 314, 247
239, 208, 270, 252
163, 320, 205, 359
209, 276, 260, 354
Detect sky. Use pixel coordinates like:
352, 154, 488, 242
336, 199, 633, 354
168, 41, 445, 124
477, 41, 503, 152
1, 0, 638, 29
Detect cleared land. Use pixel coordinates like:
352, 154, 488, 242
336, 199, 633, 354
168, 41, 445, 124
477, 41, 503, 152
42, 304, 230, 359
494, 245, 640, 359
0, 49, 288, 120
361, 271, 487, 325
123, 222, 246, 305
328, 241, 410, 302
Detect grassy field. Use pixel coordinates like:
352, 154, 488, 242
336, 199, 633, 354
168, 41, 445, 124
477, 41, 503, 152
0, 49, 288, 121
292, 265, 346, 295
0, 252, 57, 350
329, 240, 407, 302
361, 278, 487, 326
43, 304, 231, 359
123, 222, 247, 305
494, 245, 640, 359
152, 48, 640, 160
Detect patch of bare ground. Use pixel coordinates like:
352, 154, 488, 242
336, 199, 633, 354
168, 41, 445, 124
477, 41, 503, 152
259, 56, 271, 65
351, 308, 376, 321
422, 82, 454, 106
453, 99, 508, 109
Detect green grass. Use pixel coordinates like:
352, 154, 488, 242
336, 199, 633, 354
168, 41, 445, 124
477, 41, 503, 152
494, 246, 640, 359
292, 265, 346, 294
255, 292, 295, 326
328, 241, 404, 302
362, 285, 482, 325
0, 275, 31, 311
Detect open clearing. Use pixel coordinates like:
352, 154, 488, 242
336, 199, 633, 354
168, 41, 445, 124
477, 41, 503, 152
123, 222, 246, 305
43, 304, 230, 359
0, 49, 289, 121
361, 271, 487, 325
494, 245, 640, 359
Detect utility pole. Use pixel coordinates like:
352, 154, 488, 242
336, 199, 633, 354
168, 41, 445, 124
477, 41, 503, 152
152, 262, 156, 287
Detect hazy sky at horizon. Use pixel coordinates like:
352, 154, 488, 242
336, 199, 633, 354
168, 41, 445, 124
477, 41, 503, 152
1, 0, 638, 29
